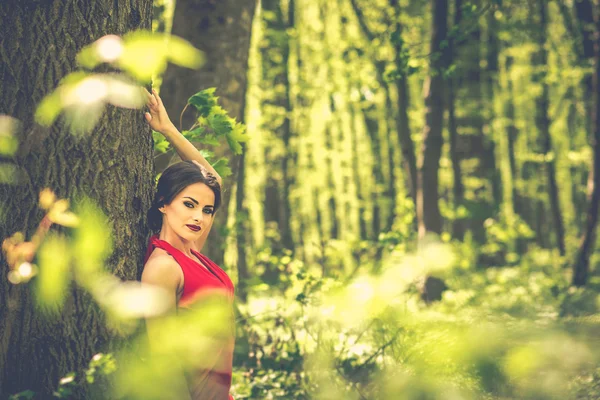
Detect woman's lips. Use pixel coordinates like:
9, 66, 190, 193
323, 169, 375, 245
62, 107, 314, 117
186, 224, 201, 232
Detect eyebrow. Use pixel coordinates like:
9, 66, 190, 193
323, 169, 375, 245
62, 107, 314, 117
184, 196, 198, 205
183, 197, 214, 208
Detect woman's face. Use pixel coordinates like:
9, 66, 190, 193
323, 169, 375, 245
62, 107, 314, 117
159, 182, 216, 241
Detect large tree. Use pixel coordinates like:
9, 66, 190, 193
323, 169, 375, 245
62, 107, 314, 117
0, 0, 154, 397
159, 0, 258, 266
417, 0, 449, 237
572, 0, 600, 287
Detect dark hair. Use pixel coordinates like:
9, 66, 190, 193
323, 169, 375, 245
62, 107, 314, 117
147, 161, 222, 232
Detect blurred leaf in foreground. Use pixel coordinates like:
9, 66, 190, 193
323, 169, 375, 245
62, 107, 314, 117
72, 198, 112, 280
35, 72, 146, 134
0, 115, 19, 155
35, 233, 71, 314
78, 32, 204, 82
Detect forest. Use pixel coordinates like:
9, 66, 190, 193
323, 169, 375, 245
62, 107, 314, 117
0, 0, 599, 399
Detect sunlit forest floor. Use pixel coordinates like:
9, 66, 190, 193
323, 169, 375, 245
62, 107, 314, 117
230, 239, 600, 399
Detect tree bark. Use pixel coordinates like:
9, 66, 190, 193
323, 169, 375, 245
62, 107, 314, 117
534, 0, 566, 256
390, 0, 418, 206
350, 104, 368, 240
448, 0, 466, 239
235, 147, 250, 302
572, 3, 600, 287
0, 0, 154, 396
362, 104, 385, 239
260, 0, 294, 252
160, 0, 258, 266
417, 0, 449, 237
484, 1, 502, 209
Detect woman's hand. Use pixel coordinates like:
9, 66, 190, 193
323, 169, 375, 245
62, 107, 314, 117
144, 88, 176, 135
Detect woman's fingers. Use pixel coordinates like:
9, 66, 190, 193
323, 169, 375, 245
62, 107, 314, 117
143, 87, 158, 107
152, 89, 164, 107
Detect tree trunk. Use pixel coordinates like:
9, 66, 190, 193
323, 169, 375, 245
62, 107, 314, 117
484, 1, 502, 209
572, 5, 600, 287
362, 104, 385, 239
0, 1, 154, 396
260, 0, 295, 252
390, 0, 418, 206
235, 149, 250, 302
504, 55, 520, 212
534, 0, 566, 256
350, 104, 368, 240
347, 0, 403, 228
325, 123, 340, 239
417, 0, 449, 237
383, 89, 399, 231
160, 0, 258, 266
448, 0, 466, 239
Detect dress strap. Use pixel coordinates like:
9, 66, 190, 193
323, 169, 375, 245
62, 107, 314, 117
145, 235, 188, 265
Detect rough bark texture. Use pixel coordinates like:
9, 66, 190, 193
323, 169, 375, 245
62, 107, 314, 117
160, 0, 258, 266
534, 0, 566, 256
417, 0, 448, 237
0, 0, 153, 397
572, 4, 600, 287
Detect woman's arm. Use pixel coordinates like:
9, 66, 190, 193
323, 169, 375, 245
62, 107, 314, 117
145, 88, 223, 187
141, 256, 192, 400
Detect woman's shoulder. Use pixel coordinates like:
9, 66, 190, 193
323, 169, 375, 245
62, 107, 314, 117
142, 248, 183, 289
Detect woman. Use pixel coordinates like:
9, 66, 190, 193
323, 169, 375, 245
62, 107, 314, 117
141, 89, 235, 400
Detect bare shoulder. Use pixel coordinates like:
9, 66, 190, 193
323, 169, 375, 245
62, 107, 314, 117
142, 248, 183, 291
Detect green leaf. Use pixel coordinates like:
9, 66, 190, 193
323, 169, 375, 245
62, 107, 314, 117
228, 123, 248, 142
166, 35, 205, 69
35, 91, 63, 127
8, 390, 36, 400
182, 126, 206, 141
198, 134, 221, 146
207, 113, 233, 137
35, 234, 71, 314
199, 149, 215, 160
211, 158, 232, 178
187, 88, 218, 116
72, 199, 113, 284
226, 133, 243, 155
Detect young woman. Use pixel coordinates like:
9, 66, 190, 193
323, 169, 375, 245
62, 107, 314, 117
141, 89, 235, 400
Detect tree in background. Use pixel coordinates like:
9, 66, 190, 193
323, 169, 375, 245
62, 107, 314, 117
572, 0, 600, 287
0, 0, 154, 396
533, 0, 566, 256
417, 0, 449, 237
160, 0, 258, 266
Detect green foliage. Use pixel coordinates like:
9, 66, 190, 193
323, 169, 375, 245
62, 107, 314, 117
36, 31, 203, 134
154, 87, 248, 178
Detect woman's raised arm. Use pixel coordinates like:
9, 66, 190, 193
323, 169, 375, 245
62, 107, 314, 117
144, 88, 223, 188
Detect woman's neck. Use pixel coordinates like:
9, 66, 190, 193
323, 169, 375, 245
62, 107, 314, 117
158, 228, 195, 258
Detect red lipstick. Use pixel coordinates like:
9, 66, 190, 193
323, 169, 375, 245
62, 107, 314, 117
186, 224, 201, 232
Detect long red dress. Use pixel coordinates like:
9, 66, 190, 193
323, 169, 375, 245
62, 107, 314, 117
144, 235, 235, 400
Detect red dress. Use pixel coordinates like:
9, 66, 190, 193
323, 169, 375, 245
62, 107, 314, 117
144, 235, 235, 400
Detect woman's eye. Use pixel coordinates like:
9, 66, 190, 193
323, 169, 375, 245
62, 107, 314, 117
184, 201, 194, 208
203, 208, 214, 215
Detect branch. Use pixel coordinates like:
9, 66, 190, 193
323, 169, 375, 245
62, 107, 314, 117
348, 0, 376, 42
